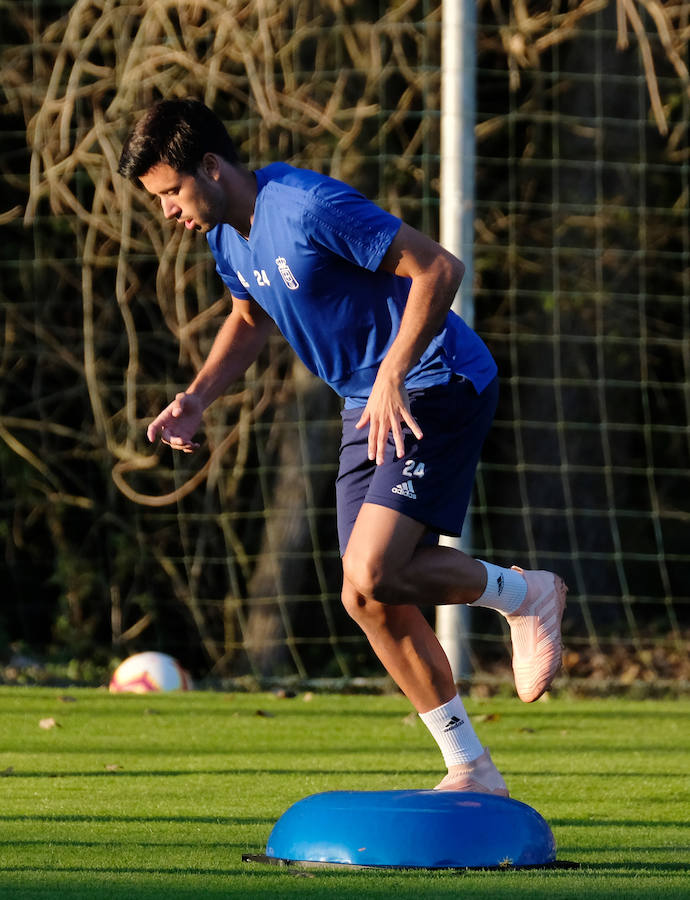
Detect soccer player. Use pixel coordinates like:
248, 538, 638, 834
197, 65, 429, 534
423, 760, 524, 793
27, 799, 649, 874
118, 98, 567, 796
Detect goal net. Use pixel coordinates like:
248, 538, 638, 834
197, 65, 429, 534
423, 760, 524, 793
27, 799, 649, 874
0, 0, 687, 691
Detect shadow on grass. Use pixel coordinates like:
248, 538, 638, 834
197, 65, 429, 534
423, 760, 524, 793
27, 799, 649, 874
0, 813, 274, 825
1, 766, 683, 784
0, 767, 439, 779
550, 818, 689, 828
3, 861, 689, 877
0, 840, 252, 849
0, 865, 269, 877
580, 862, 690, 874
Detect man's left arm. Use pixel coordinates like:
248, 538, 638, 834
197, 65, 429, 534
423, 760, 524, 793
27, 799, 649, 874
356, 222, 465, 465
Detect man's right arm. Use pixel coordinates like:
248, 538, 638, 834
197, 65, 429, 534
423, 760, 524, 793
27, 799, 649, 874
147, 296, 274, 452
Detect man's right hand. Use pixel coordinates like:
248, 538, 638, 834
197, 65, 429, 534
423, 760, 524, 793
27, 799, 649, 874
147, 392, 203, 453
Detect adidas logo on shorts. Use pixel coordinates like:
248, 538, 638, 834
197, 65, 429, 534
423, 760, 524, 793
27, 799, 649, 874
392, 479, 417, 499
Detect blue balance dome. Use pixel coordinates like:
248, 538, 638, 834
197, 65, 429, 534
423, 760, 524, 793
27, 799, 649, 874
266, 790, 556, 869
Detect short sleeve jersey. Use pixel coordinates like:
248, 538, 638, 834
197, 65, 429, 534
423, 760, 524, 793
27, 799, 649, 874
206, 163, 497, 406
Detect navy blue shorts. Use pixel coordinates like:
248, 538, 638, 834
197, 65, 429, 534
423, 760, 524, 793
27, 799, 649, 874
335, 376, 499, 555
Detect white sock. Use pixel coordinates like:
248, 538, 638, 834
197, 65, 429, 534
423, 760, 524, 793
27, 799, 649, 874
418, 694, 484, 766
471, 561, 526, 615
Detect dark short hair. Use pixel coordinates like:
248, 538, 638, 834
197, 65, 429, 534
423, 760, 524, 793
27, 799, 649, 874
118, 98, 239, 184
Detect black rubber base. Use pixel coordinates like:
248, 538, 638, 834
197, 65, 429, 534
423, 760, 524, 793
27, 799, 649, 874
242, 853, 581, 872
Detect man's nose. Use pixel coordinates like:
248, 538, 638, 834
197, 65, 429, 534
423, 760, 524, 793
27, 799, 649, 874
161, 196, 181, 219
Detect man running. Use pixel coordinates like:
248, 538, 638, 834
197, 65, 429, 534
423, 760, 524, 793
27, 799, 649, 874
118, 98, 566, 795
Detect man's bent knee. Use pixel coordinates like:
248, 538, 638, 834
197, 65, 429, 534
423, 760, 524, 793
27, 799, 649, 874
341, 551, 397, 606
341, 577, 392, 629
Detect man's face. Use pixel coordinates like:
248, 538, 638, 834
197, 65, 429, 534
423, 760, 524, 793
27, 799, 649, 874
139, 160, 224, 234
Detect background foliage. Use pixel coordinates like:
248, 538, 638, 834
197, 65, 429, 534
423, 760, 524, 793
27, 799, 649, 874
1, 0, 688, 688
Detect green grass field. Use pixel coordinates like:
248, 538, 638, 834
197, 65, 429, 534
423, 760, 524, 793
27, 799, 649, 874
0, 686, 687, 899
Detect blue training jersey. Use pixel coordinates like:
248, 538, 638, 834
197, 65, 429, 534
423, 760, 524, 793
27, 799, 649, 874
206, 163, 497, 406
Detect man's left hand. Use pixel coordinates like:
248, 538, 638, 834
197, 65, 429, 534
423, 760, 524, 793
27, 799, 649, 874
355, 378, 423, 465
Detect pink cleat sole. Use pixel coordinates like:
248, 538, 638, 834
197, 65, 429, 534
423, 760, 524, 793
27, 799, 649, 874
506, 567, 568, 703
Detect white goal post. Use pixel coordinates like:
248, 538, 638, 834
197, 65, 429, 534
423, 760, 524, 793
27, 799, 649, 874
436, 0, 478, 681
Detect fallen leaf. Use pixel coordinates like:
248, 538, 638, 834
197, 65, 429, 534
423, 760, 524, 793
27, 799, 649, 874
39, 717, 60, 730
105, 763, 122, 772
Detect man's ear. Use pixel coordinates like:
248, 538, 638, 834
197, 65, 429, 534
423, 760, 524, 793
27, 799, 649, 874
201, 152, 221, 180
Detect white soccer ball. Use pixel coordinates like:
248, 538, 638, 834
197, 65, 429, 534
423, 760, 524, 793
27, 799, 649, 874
109, 651, 193, 693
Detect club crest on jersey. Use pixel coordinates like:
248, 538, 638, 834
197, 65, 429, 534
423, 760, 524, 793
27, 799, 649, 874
276, 257, 299, 290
